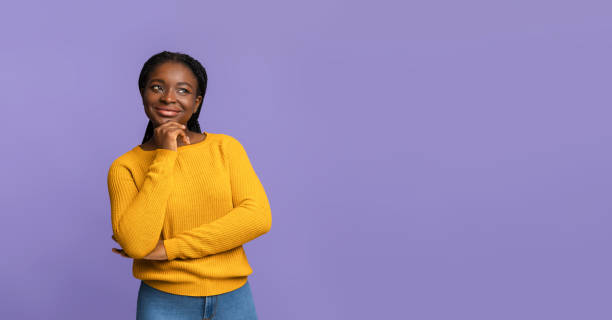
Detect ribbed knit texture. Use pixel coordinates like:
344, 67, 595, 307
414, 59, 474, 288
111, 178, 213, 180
107, 132, 272, 296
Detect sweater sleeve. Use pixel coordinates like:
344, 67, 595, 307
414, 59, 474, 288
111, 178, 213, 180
107, 149, 178, 259
163, 136, 272, 260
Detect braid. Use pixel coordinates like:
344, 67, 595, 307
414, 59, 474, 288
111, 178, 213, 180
138, 51, 208, 144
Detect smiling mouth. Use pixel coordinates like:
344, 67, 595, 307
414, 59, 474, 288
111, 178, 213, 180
155, 107, 180, 117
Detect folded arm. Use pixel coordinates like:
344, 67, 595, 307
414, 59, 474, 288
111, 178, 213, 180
107, 149, 177, 259
163, 136, 272, 260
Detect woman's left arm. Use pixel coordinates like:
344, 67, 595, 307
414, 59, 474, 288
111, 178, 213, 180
163, 136, 272, 260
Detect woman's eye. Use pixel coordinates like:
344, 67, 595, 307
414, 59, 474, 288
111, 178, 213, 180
178, 88, 189, 94
151, 85, 162, 91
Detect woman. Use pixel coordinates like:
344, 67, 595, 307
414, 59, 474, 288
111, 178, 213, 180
107, 51, 272, 320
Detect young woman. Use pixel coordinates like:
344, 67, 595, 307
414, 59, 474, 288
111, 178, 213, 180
107, 51, 272, 320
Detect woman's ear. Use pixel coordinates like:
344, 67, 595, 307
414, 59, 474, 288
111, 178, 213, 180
195, 95, 203, 111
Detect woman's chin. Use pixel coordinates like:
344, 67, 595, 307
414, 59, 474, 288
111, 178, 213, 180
153, 117, 186, 126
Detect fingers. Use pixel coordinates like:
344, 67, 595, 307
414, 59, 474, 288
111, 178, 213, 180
112, 247, 130, 258
156, 121, 187, 138
111, 235, 130, 257
154, 121, 190, 149
166, 122, 189, 142
177, 130, 191, 145
157, 120, 186, 131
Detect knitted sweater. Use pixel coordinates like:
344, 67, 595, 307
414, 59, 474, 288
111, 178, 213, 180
107, 131, 272, 296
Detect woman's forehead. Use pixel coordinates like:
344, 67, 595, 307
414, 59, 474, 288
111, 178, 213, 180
149, 61, 197, 83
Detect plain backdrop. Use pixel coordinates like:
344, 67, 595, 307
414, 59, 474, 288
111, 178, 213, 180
0, 1, 611, 319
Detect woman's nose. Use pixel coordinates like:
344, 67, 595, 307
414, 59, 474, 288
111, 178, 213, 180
161, 89, 177, 103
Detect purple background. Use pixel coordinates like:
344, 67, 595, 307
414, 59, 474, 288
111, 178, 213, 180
1, 1, 610, 319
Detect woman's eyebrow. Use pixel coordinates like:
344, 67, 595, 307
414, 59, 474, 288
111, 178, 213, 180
149, 78, 193, 88
177, 82, 194, 89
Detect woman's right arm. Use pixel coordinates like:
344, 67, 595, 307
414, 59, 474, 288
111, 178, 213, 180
107, 149, 177, 259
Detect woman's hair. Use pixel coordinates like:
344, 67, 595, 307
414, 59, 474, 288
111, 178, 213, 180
138, 51, 208, 144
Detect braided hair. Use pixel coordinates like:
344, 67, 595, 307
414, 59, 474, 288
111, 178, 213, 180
138, 51, 208, 144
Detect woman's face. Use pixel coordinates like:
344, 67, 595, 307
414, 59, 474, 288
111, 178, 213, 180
141, 61, 202, 127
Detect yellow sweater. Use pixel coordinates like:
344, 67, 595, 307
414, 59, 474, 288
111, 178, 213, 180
107, 131, 272, 296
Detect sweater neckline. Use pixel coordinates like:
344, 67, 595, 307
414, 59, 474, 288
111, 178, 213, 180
135, 131, 212, 153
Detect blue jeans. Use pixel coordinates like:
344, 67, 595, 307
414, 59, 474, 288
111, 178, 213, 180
136, 280, 258, 320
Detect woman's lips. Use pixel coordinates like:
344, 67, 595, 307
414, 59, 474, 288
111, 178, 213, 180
155, 107, 180, 117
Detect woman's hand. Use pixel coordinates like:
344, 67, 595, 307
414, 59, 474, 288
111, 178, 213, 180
142, 240, 168, 260
111, 235, 168, 260
153, 120, 190, 151
111, 234, 131, 258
